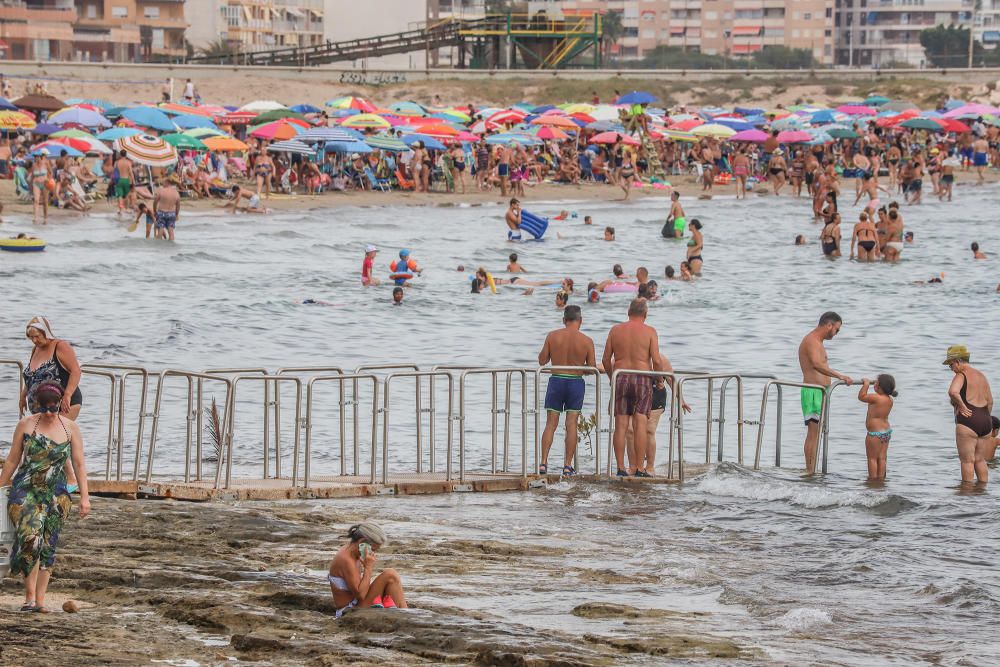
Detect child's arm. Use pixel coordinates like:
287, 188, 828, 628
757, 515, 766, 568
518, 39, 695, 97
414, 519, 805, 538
858, 378, 876, 403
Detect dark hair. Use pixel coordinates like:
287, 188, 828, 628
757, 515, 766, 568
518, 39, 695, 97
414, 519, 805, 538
613, 263, 623, 276
555, 290, 569, 304
971, 242, 979, 251
818, 311, 842, 326
392, 287, 403, 297
638, 283, 650, 298
646, 279, 658, 291
33, 380, 64, 406
665, 265, 675, 278
992, 416, 1000, 432
876, 374, 898, 397
470, 279, 481, 294
230, 184, 240, 193
690, 219, 702, 230
509, 252, 518, 262
563, 305, 582, 322
138, 203, 147, 211
888, 210, 899, 220
605, 226, 615, 236
888, 201, 900, 209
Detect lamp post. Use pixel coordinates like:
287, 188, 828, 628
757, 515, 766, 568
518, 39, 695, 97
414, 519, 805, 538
968, 2, 977, 68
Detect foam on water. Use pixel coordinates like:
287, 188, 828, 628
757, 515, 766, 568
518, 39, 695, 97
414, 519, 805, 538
696, 471, 908, 509
778, 608, 834, 632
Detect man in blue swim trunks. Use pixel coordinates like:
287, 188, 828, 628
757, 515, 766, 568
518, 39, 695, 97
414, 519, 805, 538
153, 181, 181, 242
505, 198, 522, 241
537, 305, 596, 476
798, 311, 853, 474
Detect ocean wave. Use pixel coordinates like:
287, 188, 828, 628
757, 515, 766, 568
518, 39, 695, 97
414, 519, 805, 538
169, 251, 238, 264
777, 608, 833, 632
696, 465, 915, 511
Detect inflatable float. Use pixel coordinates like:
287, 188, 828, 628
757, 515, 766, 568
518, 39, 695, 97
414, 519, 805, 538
603, 282, 638, 294
519, 210, 549, 240
0, 237, 45, 253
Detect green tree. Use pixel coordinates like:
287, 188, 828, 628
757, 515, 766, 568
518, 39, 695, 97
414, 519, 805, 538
919, 24, 980, 67
197, 38, 239, 61
601, 10, 624, 60
627, 45, 725, 69
750, 46, 817, 69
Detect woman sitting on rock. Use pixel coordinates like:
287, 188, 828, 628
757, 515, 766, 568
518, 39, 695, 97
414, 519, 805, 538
328, 522, 408, 617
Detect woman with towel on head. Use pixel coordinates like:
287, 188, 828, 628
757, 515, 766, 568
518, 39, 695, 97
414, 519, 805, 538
328, 522, 408, 617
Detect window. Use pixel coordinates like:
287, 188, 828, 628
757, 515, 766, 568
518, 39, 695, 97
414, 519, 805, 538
804, 13, 811, 20
111, 5, 127, 18
152, 28, 164, 48
85, 4, 96, 18
144, 6, 160, 19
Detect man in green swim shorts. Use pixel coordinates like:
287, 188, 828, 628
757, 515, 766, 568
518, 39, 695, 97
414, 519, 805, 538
114, 150, 135, 213
664, 190, 686, 238
798, 312, 853, 474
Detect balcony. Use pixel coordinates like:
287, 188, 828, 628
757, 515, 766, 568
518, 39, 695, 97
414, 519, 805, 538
0, 5, 75, 22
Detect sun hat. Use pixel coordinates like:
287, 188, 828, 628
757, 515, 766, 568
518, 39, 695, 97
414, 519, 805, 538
365, 244, 378, 253
942, 344, 970, 365
351, 153, 360, 159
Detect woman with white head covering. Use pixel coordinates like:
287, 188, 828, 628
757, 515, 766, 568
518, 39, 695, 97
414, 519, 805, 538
327, 522, 408, 617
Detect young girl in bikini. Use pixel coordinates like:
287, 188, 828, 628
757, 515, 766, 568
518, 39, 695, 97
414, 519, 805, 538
858, 375, 897, 481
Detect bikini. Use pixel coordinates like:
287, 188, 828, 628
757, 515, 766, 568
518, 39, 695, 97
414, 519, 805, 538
328, 567, 359, 618
867, 429, 892, 444
956, 373, 993, 437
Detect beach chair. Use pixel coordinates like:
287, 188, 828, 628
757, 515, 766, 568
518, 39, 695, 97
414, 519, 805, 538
69, 178, 95, 205
14, 166, 31, 202
365, 166, 391, 192
394, 168, 415, 191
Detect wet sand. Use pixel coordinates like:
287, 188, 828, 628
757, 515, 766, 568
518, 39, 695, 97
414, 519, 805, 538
0, 495, 754, 666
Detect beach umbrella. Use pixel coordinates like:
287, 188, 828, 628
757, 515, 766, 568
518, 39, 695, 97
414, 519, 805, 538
250, 120, 301, 140
115, 133, 178, 166
325, 140, 373, 154
122, 106, 176, 132
836, 104, 876, 116
13, 93, 66, 112
51, 128, 92, 138
182, 127, 227, 138
42, 136, 91, 153
97, 127, 141, 141
488, 108, 528, 125
669, 118, 704, 131
534, 126, 570, 141
484, 133, 537, 146
0, 97, 18, 111
530, 115, 579, 129
899, 118, 943, 131
53, 135, 111, 155
469, 119, 503, 134
661, 129, 698, 142
826, 127, 859, 139
49, 107, 111, 128
809, 109, 838, 124
941, 119, 971, 133
389, 101, 427, 117
616, 91, 657, 105
172, 114, 218, 130
0, 110, 36, 129
326, 96, 376, 112
162, 133, 208, 150
589, 131, 640, 146
215, 111, 257, 125
238, 100, 286, 113
729, 129, 769, 143
415, 123, 460, 139
942, 103, 998, 119
863, 95, 890, 106
298, 126, 358, 143
776, 130, 812, 143
585, 120, 619, 132
711, 117, 754, 132
806, 128, 833, 145
561, 103, 596, 115
436, 109, 471, 122
267, 138, 316, 155
401, 134, 446, 150
692, 123, 736, 138
158, 102, 214, 117
881, 100, 919, 112
31, 122, 61, 135
31, 142, 83, 157
254, 108, 308, 124
340, 113, 391, 130
290, 104, 322, 114
364, 135, 408, 152
202, 136, 250, 152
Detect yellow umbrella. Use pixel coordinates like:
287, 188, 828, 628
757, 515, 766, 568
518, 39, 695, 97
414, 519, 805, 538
438, 109, 471, 122
691, 123, 736, 139
202, 136, 250, 152
0, 110, 36, 129
341, 113, 391, 129
562, 103, 597, 114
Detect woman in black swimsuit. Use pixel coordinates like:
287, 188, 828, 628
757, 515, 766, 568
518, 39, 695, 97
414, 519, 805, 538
686, 219, 704, 274
820, 213, 841, 257
945, 345, 994, 484
20, 317, 83, 419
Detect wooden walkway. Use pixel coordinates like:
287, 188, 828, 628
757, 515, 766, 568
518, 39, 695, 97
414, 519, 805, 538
88, 466, 710, 502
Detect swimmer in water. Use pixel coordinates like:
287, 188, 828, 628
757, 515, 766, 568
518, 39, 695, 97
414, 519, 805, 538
392, 287, 403, 305
851, 211, 879, 262
972, 242, 987, 260
390, 249, 422, 286
584, 215, 593, 225
820, 213, 842, 258
612, 264, 633, 280
686, 219, 703, 274
133, 202, 157, 238
587, 282, 600, 303
858, 374, 897, 481
914, 273, 945, 284
665, 191, 685, 238
555, 290, 568, 309
664, 265, 676, 280
646, 280, 660, 301
507, 252, 525, 272
361, 244, 380, 287
505, 198, 522, 241
604, 226, 615, 241
679, 262, 693, 281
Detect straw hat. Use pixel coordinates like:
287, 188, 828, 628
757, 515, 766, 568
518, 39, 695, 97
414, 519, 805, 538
350, 153, 361, 159
942, 344, 970, 365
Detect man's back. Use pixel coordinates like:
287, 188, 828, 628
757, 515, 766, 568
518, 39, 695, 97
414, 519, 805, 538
546, 328, 593, 368
608, 321, 655, 371
798, 331, 828, 386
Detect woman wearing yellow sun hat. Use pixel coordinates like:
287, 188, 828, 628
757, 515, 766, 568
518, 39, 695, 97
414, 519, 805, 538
944, 345, 994, 484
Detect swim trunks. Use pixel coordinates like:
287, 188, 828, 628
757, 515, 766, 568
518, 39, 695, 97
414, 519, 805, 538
498, 164, 509, 178
973, 152, 988, 167
155, 211, 176, 230
614, 374, 652, 417
673, 216, 686, 235
248, 194, 260, 209
800, 387, 824, 424
507, 230, 522, 241
114, 178, 131, 198
544, 375, 585, 413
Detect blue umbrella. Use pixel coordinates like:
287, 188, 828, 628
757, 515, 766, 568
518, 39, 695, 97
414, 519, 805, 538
299, 126, 358, 143
617, 91, 657, 105
122, 106, 176, 132
401, 134, 445, 150
712, 117, 753, 131
330, 109, 361, 118
486, 133, 538, 146
585, 120, 621, 132
50, 107, 111, 128
172, 114, 217, 130
531, 104, 558, 114
32, 145, 84, 157
810, 109, 837, 124
290, 104, 322, 114
31, 123, 61, 136
97, 127, 142, 141
0, 97, 17, 111
325, 140, 373, 154
735, 106, 764, 117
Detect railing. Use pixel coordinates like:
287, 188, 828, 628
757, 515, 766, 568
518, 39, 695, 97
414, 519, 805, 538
753, 380, 830, 472
820, 379, 849, 474
80, 363, 151, 481
303, 374, 379, 486
719, 374, 778, 465
381, 371, 455, 484
224, 374, 303, 488
458, 368, 536, 482
674, 374, 745, 482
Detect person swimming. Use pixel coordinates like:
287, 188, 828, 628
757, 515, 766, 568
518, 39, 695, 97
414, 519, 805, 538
507, 252, 526, 272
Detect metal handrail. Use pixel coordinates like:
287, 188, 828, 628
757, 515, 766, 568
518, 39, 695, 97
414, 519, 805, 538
820, 379, 849, 474
608, 369, 677, 479
538, 365, 601, 475
79, 368, 116, 479
225, 375, 303, 487
720, 374, 779, 466
0, 359, 25, 408
676, 374, 745, 475
381, 371, 455, 484
205, 369, 271, 479
275, 367, 347, 472
145, 370, 234, 488
753, 380, 831, 472
304, 374, 379, 487
458, 368, 534, 482
81, 363, 151, 481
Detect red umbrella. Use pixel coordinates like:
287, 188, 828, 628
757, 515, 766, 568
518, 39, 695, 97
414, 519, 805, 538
536, 126, 570, 140
941, 119, 971, 133
570, 112, 595, 124
776, 130, 812, 143
669, 118, 704, 131
488, 109, 528, 124
590, 131, 639, 146
531, 115, 579, 129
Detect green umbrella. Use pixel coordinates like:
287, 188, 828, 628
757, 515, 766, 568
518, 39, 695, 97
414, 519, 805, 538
51, 128, 94, 138
364, 135, 408, 152
863, 95, 890, 106
162, 133, 207, 150
183, 127, 227, 138
826, 127, 859, 139
253, 108, 307, 123
899, 118, 942, 131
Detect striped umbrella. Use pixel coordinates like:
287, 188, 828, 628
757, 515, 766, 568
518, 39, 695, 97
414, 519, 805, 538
0, 110, 36, 129
340, 114, 391, 129
298, 126, 358, 143
115, 133, 178, 166
326, 96, 376, 112
364, 135, 408, 152
267, 138, 316, 155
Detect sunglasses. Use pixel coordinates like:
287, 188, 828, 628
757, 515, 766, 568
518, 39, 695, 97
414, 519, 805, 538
38, 404, 61, 414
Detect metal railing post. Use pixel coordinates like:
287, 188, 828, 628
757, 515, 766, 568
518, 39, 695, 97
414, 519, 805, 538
754, 379, 830, 472
820, 380, 847, 474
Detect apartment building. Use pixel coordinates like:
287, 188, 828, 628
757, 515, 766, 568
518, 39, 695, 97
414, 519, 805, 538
557, 0, 837, 64
0, 0, 75, 60
73, 0, 187, 61
835, 0, 973, 67
974, 0, 1000, 48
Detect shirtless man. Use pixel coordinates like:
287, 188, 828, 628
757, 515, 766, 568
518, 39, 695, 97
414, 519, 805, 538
973, 136, 989, 183
507, 252, 526, 272
602, 298, 685, 477
798, 312, 853, 474
664, 191, 685, 239
228, 184, 266, 213
152, 181, 181, 241
505, 198, 522, 241
537, 305, 596, 476
114, 150, 135, 213
499, 144, 512, 196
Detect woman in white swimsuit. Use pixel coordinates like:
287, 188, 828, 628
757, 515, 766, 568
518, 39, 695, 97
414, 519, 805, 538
328, 522, 408, 617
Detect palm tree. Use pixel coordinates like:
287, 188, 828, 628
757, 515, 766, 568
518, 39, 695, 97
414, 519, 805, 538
601, 11, 624, 62
197, 38, 239, 63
